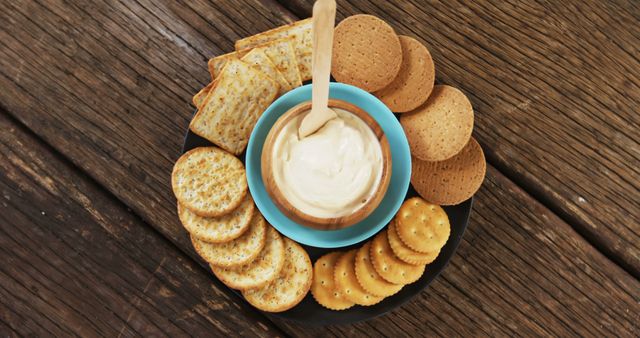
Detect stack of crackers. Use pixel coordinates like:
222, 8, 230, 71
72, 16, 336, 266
171, 146, 312, 312
311, 197, 450, 310
190, 19, 313, 156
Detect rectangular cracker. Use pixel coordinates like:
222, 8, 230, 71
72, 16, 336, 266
190, 59, 279, 155
207, 50, 249, 80
235, 18, 312, 81
241, 48, 292, 96
192, 81, 215, 108
253, 37, 302, 89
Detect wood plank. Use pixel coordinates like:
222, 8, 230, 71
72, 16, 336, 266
276, 0, 640, 275
0, 0, 638, 336
0, 113, 283, 337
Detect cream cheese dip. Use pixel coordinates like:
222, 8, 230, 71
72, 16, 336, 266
271, 108, 383, 219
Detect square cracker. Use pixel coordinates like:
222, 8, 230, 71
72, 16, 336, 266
192, 81, 215, 108
241, 48, 292, 96
190, 59, 279, 155
255, 37, 302, 89
235, 18, 312, 81
207, 50, 249, 80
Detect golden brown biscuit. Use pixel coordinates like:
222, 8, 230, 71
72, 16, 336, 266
388, 219, 440, 265
370, 231, 425, 284
311, 252, 355, 310
412, 138, 486, 205
395, 197, 450, 253
400, 85, 474, 161
374, 35, 435, 113
242, 238, 312, 312
171, 147, 247, 217
334, 249, 384, 306
354, 242, 403, 297
332, 15, 402, 92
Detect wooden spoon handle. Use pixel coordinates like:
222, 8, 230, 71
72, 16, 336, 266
311, 0, 336, 112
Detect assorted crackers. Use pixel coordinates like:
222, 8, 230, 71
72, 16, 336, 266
175, 12, 486, 314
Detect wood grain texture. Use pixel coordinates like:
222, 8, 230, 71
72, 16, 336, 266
0, 0, 638, 336
277, 0, 640, 276
0, 113, 283, 337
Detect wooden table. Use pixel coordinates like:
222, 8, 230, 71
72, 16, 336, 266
1, 0, 638, 336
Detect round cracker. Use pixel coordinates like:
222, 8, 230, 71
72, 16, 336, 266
374, 35, 435, 112
171, 147, 247, 217
332, 14, 402, 92
178, 194, 254, 243
192, 212, 266, 268
412, 137, 486, 205
242, 238, 312, 312
400, 85, 474, 161
334, 249, 383, 306
395, 197, 450, 253
311, 252, 355, 310
370, 230, 425, 284
354, 242, 403, 297
388, 219, 440, 265
211, 226, 285, 290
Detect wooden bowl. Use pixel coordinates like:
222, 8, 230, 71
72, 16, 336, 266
261, 99, 392, 230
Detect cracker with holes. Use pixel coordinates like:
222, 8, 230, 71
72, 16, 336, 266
311, 252, 355, 310
412, 138, 486, 205
178, 194, 254, 243
370, 230, 425, 284
191, 212, 266, 267
242, 238, 312, 312
388, 219, 440, 265
190, 58, 278, 155
211, 225, 285, 290
235, 18, 313, 81
171, 147, 247, 217
354, 242, 403, 297
400, 85, 474, 161
395, 197, 450, 253
334, 249, 383, 306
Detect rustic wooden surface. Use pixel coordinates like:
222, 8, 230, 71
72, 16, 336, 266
0, 0, 638, 336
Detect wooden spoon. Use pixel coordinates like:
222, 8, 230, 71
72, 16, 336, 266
298, 0, 337, 138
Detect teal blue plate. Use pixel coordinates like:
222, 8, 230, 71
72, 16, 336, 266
245, 83, 411, 248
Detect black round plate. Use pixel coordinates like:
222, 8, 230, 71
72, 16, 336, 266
182, 110, 472, 325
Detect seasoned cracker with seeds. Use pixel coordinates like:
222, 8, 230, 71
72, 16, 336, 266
242, 238, 312, 312
211, 226, 285, 290
171, 147, 247, 217
190, 59, 278, 155
241, 48, 292, 95
192, 212, 266, 268
177, 194, 254, 244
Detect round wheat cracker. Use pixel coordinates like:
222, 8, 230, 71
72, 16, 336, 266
400, 85, 474, 161
374, 35, 435, 112
331, 14, 402, 92
177, 194, 254, 243
412, 138, 486, 205
242, 238, 312, 312
192, 212, 266, 268
211, 226, 285, 290
171, 147, 247, 217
